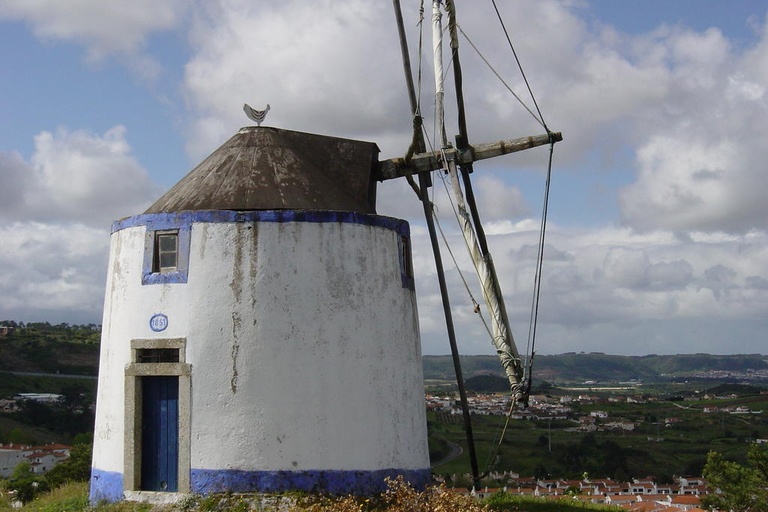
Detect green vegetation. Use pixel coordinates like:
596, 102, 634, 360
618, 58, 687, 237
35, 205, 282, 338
701, 443, 768, 512
0, 373, 96, 399
429, 391, 768, 481
485, 493, 625, 512
1, 319, 766, 488
0, 481, 89, 511
0, 321, 101, 345
44, 444, 93, 489
1, 444, 92, 505
0, 321, 98, 445
5, 461, 50, 504
0, 387, 95, 445
466, 375, 510, 393
1, 479, 633, 512
0, 321, 100, 377
423, 353, 768, 384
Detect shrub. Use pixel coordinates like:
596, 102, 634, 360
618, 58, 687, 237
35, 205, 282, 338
7, 461, 49, 504
702, 443, 768, 512
45, 444, 92, 489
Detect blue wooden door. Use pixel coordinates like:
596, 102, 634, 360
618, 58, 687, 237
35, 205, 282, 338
141, 376, 179, 491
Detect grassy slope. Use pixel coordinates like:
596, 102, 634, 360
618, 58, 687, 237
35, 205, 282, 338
0, 373, 96, 398
429, 394, 768, 479
7, 482, 624, 512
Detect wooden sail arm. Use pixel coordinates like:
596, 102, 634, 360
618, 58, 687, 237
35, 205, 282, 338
377, 131, 562, 181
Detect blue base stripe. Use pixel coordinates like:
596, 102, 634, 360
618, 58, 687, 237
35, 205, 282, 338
89, 468, 123, 504
190, 468, 431, 495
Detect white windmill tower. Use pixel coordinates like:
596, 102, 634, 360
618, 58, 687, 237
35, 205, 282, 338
89, 120, 430, 502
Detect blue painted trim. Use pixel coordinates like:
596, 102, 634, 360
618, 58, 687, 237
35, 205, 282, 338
89, 468, 124, 504
190, 467, 431, 495
113, 210, 410, 237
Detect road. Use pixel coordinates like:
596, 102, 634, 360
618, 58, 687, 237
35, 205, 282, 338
431, 441, 463, 468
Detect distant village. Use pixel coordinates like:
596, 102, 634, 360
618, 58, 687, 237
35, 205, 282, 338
0, 392, 765, 508
426, 392, 766, 431
447, 473, 713, 511
0, 393, 69, 414
0, 443, 71, 478
425, 389, 766, 506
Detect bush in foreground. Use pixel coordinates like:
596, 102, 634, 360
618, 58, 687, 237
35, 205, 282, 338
13, 478, 630, 512
485, 492, 625, 512
702, 443, 768, 512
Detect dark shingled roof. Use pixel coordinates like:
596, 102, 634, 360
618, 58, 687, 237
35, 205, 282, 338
145, 126, 380, 214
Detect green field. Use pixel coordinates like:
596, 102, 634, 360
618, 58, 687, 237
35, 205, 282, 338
428, 393, 768, 481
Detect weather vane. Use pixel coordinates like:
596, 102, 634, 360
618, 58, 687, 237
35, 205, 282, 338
243, 103, 270, 126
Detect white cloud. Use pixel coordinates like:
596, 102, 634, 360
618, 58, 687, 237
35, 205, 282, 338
616, 20, 768, 234
0, 0, 186, 61
0, 126, 161, 228
3, 0, 768, 357
0, 126, 161, 323
183, 0, 410, 160
0, 222, 109, 323
413, 222, 768, 355
473, 176, 528, 220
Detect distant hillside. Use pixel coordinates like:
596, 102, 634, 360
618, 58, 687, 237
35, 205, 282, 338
2, 321, 766, 386
0, 322, 100, 376
423, 353, 768, 384
640, 353, 768, 374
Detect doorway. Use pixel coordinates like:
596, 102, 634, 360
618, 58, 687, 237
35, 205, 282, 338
124, 337, 191, 494
141, 376, 179, 492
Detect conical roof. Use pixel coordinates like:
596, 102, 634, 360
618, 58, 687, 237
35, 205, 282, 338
145, 127, 380, 214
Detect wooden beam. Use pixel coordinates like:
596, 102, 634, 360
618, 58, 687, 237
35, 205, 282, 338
377, 131, 562, 181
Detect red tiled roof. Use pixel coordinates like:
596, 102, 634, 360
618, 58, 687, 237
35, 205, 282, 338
30, 443, 70, 451
26, 451, 51, 459
671, 496, 701, 505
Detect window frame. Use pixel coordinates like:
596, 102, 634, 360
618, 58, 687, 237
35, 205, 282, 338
142, 224, 191, 285
154, 230, 180, 273
398, 234, 415, 290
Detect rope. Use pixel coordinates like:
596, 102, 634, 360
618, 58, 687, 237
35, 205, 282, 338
432, 208, 495, 343
417, 0, 425, 111
480, 393, 518, 478
456, 24, 545, 130
523, 140, 555, 400
490, 0, 548, 131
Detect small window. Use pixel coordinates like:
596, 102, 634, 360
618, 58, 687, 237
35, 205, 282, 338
398, 234, 415, 290
400, 235, 412, 279
142, 225, 190, 285
154, 231, 178, 273
137, 348, 180, 363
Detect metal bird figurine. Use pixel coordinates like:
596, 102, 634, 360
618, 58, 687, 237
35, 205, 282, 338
243, 103, 270, 126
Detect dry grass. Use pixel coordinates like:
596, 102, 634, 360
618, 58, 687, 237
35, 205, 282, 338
7, 477, 616, 512
6, 481, 88, 512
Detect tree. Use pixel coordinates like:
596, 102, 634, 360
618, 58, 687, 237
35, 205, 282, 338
702, 443, 768, 512
7, 428, 36, 445
45, 444, 92, 488
7, 461, 49, 504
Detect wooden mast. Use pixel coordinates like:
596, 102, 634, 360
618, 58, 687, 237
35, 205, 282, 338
392, 0, 483, 487
392, 0, 562, 487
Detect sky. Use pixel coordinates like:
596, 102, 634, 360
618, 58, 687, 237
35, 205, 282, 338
1, 0, 767, 357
